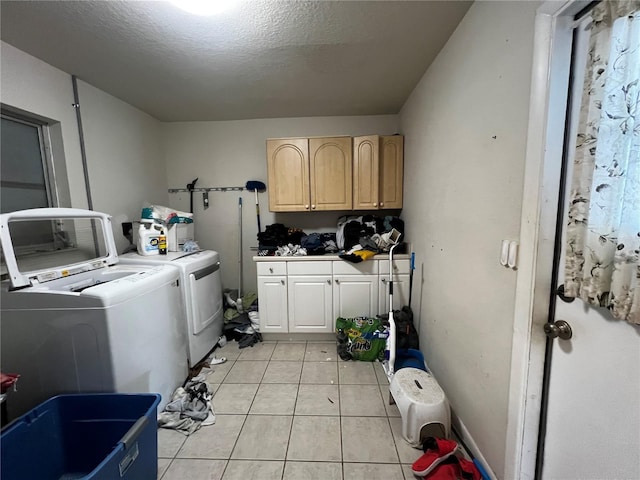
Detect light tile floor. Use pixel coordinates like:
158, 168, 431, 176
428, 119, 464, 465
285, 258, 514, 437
157, 341, 426, 480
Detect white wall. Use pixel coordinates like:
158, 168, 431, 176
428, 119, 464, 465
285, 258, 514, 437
1, 41, 87, 209
399, 1, 539, 477
161, 116, 399, 294
1, 42, 166, 253
77, 81, 167, 253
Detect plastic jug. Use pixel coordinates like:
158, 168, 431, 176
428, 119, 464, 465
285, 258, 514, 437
137, 223, 160, 256
158, 230, 167, 255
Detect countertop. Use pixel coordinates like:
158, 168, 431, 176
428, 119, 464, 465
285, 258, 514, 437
253, 253, 410, 262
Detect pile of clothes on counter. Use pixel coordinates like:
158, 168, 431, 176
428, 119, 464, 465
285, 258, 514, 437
256, 215, 404, 260
257, 224, 338, 256
337, 215, 405, 262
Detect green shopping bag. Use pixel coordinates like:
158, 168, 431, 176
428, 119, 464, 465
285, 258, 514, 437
335, 316, 388, 361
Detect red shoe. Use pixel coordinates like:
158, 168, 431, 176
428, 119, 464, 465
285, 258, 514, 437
411, 437, 459, 477
458, 457, 483, 480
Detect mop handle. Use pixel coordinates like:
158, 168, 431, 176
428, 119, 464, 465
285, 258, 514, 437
238, 197, 243, 298
386, 242, 400, 376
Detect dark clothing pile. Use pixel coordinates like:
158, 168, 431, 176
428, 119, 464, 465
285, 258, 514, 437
301, 232, 338, 255
337, 215, 404, 251
257, 224, 301, 251
257, 223, 338, 256
223, 314, 262, 348
222, 290, 262, 348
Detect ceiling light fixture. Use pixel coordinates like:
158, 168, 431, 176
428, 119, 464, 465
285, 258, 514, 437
168, 0, 237, 16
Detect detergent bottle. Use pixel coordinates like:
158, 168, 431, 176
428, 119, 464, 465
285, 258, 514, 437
158, 229, 167, 255
137, 222, 160, 256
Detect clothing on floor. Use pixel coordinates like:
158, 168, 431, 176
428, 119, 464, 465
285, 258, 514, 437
157, 381, 215, 435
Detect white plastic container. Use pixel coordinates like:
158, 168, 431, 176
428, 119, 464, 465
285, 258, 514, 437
137, 223, 160, 256
389, 367, 451, 446
167, 223, 194, 252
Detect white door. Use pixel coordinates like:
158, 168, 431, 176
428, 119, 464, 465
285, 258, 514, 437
540, 10, 640, 479
288, 275, 333, 332
333, 274, 379, 319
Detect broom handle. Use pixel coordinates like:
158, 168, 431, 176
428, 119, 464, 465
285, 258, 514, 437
238, 197, 243, 298
387, 242, 399, 375
254, 189, 261, 233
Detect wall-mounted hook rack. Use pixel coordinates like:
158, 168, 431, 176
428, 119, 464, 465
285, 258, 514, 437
168, 186, 245, 193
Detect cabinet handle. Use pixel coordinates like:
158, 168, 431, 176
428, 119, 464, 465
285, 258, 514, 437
305, 204, 309, 209
380, 202, 384, 207
269, 267, 273, 274
311, 204, 316, 209
281, 280, 285, 285
335, 279, 340, 284
381, 278, 387, 284
373, 202, 377, 207
327, 279, 332, 285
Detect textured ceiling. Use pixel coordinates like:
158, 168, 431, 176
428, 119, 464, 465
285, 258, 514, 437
1, 0, 472, 122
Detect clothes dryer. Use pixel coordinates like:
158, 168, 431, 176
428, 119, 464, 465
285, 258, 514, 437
0, 208, 188, 419
119, 250, 224, 367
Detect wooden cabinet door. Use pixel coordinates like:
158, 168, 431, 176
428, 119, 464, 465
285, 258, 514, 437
353, 135, 380, 210
379, 136, 404, 209
257, 276, 288, 332
309, 137, 352, 211
267, 138, 310, 212
333, 274, 379, 319
287, 275, 333, 332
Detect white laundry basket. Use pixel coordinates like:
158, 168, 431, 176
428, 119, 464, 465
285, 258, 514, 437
389, 367, 451, 447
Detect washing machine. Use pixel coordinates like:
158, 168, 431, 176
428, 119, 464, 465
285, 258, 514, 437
119, 250, 224, 367
0, 208, 188, 419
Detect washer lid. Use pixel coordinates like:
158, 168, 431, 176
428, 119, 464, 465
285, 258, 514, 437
0, 208, 119, 288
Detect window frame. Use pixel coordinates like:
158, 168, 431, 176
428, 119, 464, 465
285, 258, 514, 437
1, 111, 55, 210
1, 105, 72, 259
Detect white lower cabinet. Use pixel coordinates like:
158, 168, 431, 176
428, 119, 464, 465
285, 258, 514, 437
332, 274, 379, 319
256, 275, 288, 332
379, 274, 410, 313
332, 258, 379, 320
255, 256, 410, 334
378, 259, 411, 313
288, 275, 333, 332
257, 262, 288, 333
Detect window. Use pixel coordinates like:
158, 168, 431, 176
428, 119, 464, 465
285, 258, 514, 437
0, 106, 71, 256
1, 114, 51, 211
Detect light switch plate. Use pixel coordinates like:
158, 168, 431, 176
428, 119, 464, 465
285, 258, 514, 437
500, 240, 510, 266
508, 241, 519, 269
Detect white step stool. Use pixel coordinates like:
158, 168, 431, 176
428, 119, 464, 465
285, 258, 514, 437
389, 367, 451, 447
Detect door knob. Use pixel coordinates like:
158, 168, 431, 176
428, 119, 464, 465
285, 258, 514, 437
544, 320, 572, 340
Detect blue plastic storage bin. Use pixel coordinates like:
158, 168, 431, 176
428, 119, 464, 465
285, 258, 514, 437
1, 393, 160, 480
395, 348, 428, 372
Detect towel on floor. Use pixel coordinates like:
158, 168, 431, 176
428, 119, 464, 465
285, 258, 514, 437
157, 381, 215, 435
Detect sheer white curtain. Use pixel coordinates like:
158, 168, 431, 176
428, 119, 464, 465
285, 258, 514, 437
565, 0, 640, 324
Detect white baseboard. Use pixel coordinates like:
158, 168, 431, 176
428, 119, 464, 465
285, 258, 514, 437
451, 412, 498, 480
